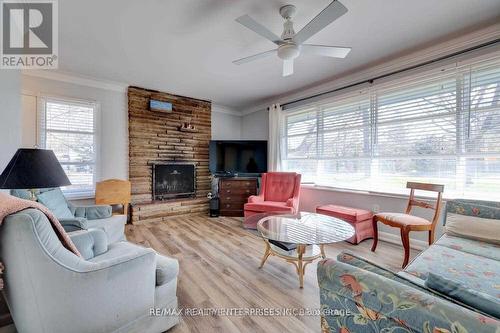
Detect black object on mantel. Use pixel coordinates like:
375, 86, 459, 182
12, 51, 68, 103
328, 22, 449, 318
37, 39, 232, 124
0, 148, 71, 199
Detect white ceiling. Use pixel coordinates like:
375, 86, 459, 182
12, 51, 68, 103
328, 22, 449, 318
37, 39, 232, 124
58, 0, 500, 110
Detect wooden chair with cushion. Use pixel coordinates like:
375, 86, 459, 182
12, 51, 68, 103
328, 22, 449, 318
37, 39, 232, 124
95, 179, 131, 217
371, 182, 444, 268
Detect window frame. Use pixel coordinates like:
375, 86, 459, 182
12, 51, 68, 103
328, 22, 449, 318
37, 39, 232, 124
37, 94, 100, 199
280, 55, 500, 200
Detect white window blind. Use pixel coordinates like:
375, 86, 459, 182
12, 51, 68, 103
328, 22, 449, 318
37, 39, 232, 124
282, 55, 500, 199
40, 97, 97, 198
372, 76, 458, 194
460, 62, 500, 198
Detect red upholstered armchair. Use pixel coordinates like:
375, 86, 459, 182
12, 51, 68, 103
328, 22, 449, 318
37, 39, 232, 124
244, 172, 301, 221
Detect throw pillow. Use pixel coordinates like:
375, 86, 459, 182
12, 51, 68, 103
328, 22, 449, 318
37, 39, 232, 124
425, 273, 500, 319
36, 188, 74, 220
445, 213, 500, 245
10, 189, 36, 200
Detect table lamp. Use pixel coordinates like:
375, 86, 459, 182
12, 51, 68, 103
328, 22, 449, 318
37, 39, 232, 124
0, 148, 71, 200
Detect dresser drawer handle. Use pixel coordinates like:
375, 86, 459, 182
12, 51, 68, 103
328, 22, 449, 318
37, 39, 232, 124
226, 190, 231, 193
245, 182, 250, 186
226, 204, 231, 208
246, 189, 250, 193
226, 197, 231, 200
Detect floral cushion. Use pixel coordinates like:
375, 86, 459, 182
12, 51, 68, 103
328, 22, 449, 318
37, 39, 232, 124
318, 259, 500, 333
425, 273, 500, 319
446, 199, 500, 220
436, 234, 500, 261
338, 252, 428, 291
340, 252, 495, 316
404, 243, 500, 299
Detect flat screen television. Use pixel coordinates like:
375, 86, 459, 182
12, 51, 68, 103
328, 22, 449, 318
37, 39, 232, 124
209, 140, 268, 176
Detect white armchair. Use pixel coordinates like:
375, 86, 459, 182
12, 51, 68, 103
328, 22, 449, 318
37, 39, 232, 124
0, 208, 179, 333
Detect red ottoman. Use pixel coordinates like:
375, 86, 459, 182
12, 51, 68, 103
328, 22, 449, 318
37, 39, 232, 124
316, 205, 374, 245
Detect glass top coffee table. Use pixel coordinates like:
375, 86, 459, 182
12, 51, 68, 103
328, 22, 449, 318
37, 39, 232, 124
257, 212, 355, 288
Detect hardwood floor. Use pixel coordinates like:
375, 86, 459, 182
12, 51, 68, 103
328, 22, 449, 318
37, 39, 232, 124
125, 215, 420, 333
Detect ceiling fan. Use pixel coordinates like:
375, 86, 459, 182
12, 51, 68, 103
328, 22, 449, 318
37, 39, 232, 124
233, 0, 351, 77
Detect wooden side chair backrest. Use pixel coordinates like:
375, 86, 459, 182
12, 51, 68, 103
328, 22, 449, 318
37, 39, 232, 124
405, 182, 444, 228
372, 181, 445, 268
95, 179, 131, 216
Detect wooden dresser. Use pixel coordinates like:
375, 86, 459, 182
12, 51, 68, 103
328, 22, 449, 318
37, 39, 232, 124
219, 178, 258, 217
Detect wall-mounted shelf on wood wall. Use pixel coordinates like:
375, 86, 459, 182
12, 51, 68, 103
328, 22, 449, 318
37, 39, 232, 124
178, 123, 198, 132
178, 127, 198, 133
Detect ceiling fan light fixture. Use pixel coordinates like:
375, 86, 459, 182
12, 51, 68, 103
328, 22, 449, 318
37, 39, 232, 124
277, 43, 300, 60
233, 1, 350, 76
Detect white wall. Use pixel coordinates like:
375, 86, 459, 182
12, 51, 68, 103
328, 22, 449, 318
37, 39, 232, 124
240, 107, 442, 250
241, 109, 268, 140
22, 75, 129, 180
300, 186, 444, 250
238, 108, 444, 249
237, 29, 500, 249
211, 106, 242, 140
0, 72, 21, 171
21, 76, 243, 184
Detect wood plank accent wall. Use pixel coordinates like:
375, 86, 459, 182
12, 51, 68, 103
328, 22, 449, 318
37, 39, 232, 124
128, 86, 211, 224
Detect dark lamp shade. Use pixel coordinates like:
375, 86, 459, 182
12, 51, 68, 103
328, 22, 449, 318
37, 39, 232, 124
0, 149, 71, 189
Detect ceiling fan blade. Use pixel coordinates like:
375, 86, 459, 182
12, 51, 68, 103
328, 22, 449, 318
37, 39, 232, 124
236, 15, 282, 45
233, 49, 277, 65
283, 59, 294, 77
293, 1, 348, 45
301, 44, 351, 58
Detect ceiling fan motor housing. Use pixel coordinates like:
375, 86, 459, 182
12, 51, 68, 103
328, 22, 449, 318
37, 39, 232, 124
233, 1, 351, 76
278, 43, 300, 60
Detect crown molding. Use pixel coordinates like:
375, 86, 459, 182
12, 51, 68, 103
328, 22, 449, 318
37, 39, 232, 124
212, 104, 243, 116
21, 70, 128, 93
241, 23, 500, 115
241, 106, 267, 116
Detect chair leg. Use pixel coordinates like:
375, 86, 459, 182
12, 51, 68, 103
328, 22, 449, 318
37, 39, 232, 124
401, 228, 410, 268
428, 229, 435, 245
371, 216, 378, 252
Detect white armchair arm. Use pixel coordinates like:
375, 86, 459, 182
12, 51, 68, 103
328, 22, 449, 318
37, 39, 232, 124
53, 244, 158, 332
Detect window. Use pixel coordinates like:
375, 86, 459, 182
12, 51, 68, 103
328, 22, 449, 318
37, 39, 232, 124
281, 56, 500, 199
39, 97, 98, 198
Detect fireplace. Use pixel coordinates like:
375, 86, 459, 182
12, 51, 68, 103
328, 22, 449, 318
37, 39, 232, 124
152, 162, 196, 200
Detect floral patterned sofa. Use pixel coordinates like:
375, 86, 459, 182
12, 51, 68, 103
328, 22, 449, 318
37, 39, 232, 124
317, 199, 500, 333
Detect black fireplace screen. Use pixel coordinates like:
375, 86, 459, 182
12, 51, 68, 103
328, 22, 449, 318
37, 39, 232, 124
152, 163, 196, 200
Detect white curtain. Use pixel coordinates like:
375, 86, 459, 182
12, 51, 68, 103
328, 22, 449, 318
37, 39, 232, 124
268, 103, 284, 171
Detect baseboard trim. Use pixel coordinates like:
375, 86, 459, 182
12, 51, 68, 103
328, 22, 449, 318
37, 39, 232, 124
378, 231, 429, 251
